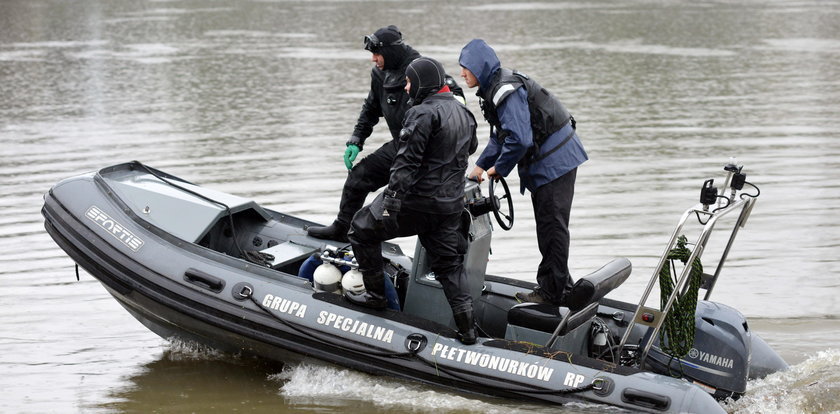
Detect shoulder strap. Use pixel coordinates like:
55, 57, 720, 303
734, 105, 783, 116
489, 68, 523, 106
492, 83, 517, 106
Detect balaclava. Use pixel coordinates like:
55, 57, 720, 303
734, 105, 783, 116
405, 57, 445, 106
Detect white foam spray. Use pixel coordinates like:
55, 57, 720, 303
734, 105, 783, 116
270, 362, 610, 413
726, 348, 840, 414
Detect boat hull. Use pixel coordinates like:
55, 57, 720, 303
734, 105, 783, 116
42, 163, 728, 413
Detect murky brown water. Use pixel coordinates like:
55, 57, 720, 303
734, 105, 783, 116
2, 0, 840, 412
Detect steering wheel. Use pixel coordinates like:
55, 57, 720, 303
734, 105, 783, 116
489, 177, 514, 230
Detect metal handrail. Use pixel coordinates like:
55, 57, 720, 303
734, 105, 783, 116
616, 190, 755, 368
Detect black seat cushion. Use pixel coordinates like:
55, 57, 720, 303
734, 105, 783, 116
508, 302, 600, 336
508, 259, 631, 336
566, 258, 631, 311
507, 303, 570, 333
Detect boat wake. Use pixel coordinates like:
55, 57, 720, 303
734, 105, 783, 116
271, 363, 612, 413
162, 338, 231, 361
725, 348, 840, 414
157, 339, 840, 414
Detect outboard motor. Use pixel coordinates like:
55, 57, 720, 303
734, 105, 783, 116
645, 301, 751, 400
610, 161, 786, 400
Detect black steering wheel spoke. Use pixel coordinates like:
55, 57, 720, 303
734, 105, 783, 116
488, 177, 514, 230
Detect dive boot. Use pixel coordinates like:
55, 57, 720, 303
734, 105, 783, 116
344, 290, 387, 310
515, 289, 550, 305
307, 220, 349, 243
453, 310, 477, 345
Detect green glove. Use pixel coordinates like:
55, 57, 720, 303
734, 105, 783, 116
344, 144, 360, 170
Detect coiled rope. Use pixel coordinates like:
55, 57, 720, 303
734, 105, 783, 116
658, 235, 702, 359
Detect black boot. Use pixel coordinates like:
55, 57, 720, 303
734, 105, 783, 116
453, 310, 477, 345
344, 290, 387, 309
344, 269, 387, 310
515, 289, 549, 305
307, 220, 349, 243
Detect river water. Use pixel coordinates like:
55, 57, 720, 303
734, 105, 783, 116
2, 0, 840, 413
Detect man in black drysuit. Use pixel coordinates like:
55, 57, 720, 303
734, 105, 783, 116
307, 25, 464, 242
345, 57, 479, 345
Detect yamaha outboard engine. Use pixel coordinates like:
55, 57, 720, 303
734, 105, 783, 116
645, 301, 750, 400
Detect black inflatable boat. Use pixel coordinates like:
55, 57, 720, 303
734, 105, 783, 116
42, 161, 787, 413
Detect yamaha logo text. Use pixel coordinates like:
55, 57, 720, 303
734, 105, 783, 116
688, 347, 734, 369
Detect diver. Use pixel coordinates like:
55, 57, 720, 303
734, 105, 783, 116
459, 39, 588, 307
307, 25, 465, 243
345, 57, 479, 345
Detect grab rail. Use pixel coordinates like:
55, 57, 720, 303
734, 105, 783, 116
616, 163, 758, 368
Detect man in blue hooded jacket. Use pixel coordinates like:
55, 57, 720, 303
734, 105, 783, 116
459, 39, 588, 306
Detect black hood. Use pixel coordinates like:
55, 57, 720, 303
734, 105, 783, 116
406, 57, 445, 106
365, 25, 415, 71
381, 44, 416, 71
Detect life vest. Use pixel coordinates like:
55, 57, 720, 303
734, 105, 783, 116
478, 68, 574, 146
